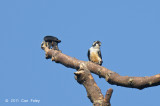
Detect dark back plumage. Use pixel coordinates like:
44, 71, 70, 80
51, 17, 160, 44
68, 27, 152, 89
44, 36, 61, 43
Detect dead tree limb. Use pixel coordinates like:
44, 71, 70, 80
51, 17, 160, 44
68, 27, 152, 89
74, 63, 113, 106
104, 88, 113, 106
41, 43, 160, 90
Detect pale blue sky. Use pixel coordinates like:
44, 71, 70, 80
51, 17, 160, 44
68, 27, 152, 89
0, 0, 160, 106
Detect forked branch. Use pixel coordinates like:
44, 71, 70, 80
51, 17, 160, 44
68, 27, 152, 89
41, 43, 160, 90
74, 63, 113, 106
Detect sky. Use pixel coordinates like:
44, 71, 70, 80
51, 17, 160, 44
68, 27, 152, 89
0, 0, 160, 106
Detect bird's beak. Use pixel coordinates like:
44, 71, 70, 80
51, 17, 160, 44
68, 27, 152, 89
57, 40, 61, 43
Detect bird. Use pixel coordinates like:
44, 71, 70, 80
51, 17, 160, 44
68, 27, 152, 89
88, 41, 103, 65
43, 36, 61, 50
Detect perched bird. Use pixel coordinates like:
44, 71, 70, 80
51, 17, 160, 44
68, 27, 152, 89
43, 36, 61, 50
88, 41, 103, 65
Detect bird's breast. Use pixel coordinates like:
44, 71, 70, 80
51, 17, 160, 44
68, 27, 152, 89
90, 52, 101, 63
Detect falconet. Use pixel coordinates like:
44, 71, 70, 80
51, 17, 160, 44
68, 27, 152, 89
88, 41, 103, 65
43, 35, 61, 50
41, 35, 61, 59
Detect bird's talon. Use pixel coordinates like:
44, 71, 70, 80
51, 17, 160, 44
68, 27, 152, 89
51, 56, 55, 61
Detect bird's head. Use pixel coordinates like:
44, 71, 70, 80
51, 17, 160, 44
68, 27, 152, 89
92, 41, 101, 49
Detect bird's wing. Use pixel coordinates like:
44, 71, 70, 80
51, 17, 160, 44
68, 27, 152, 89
98, 50, 103, 65
87, 49, 90, 61
98, 50, 102, 59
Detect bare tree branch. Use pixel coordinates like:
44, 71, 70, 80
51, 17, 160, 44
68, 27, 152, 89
74, 63, 113, 106
104, 88, 113, 106
41, 44, 160, 90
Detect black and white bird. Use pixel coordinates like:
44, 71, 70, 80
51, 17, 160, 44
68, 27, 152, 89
43, 36, 61, 50
88, 41, 103, 65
